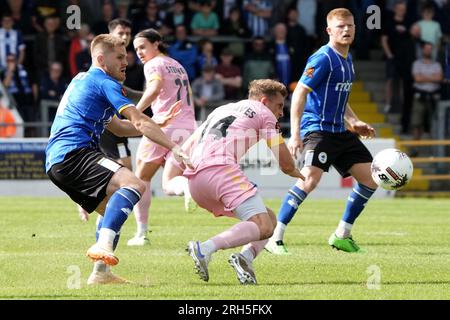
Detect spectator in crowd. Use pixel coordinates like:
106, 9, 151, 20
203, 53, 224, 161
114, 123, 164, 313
215, 47, 242, 100
410, 41, 443, 144
243, 0, 273, 37
384, 0, 420, 31
381, 0, 415, 134
75, 32, 95, 73
33, 15, 68, 81
192, 64, 225, 121
349, 0, 375, 60
163, 0, 192, 35
132, 0, 165, 35
444, 40, 450, 100
197, 39, 218, 72
219, 6, 250, 60
68, 24, 92, 78
0, 12, 26, 73
92, 1, 116, 35
189, 0, 217, 13
3, 0, 36, 35
215, 0, 242, 24
127, 0, 146, 21
0, 54, 36, 136
243, 36, 275, 90
152, 0, 176, 20
32, 0, 61, 32
39, 61, 68, 101
38, 61, 68, 126
432, 0, 450, 40
0, 95, 16, 138
270, 22, 293, 87
168, 24, 198, 80
296, 0, 318, 45
116, 0, 130, 19
285, 7, 309, 77
413, 3, 442, 60
191, 0, 220, 37
220, 5, 250, 37
123, 48, 145, 93
270, 0, 290, 27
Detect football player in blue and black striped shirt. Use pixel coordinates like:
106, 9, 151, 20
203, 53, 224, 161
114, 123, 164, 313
266, 8, 378, 255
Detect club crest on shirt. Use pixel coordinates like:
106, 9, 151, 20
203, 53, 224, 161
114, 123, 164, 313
304, 67, 315, 78
121, 87, 127, 97
318, 152, 327, 164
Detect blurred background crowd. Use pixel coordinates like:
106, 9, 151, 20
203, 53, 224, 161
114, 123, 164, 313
1, 0, 450, 139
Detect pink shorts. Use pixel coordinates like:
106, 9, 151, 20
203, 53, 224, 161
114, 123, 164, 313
185, 164, 258, 218
136, 127, 194, 165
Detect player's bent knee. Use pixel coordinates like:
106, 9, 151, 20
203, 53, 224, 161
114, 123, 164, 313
258, 219, 274, 239
124, 177, 146, 196
136, 180, 146, 196
303, 176, 320, 192
266, 207, 277, 227
361, 178, 378, 190
247, 212, 274, 239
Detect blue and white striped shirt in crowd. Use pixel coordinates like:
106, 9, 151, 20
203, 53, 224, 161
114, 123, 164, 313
3, 64, 32, 95
275, 42, 291, 87
243, 0, 273, 37
0, 28, 25, 70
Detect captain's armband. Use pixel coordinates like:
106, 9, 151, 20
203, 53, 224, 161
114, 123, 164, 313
266, 133, 284, 148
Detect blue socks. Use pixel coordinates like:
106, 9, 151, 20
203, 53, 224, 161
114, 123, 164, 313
95, 216, 120, 251
277, 185, 308, 225
342, 183, 376, 224
102, 187, 141, 232
97, 187, 141, 251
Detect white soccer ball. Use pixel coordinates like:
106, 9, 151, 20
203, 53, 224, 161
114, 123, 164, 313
371, 148, 414, 190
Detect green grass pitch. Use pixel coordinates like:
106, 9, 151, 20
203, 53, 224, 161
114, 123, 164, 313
1, 197, 449, 300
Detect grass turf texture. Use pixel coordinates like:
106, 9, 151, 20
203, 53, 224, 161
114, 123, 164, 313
1, 197, 449, 299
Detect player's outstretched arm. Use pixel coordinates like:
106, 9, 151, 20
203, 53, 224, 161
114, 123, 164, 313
135, 78, 162, 112
345, 103, 376, 139
107, 115, 141, 137
268, 136, 304, 180
121, 106, 190, 165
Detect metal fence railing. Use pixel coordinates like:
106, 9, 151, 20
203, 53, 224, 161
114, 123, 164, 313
39, 99, 59, 137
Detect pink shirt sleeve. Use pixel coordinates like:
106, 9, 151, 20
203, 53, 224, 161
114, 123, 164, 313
144, 60, 163, 84
259, 107, 282, 147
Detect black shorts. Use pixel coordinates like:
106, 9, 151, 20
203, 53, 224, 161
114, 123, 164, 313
47, 148, 123, 213
99, 129, 131, 160
300, 131, 373, 177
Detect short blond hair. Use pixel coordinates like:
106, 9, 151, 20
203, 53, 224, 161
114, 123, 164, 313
327, 8, 353, 25
248, 79, 287, 99
90, 34, 125, 55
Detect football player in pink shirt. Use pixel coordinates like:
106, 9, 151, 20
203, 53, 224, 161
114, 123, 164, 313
184, 79, 304, 284
127, 29, 197, 246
